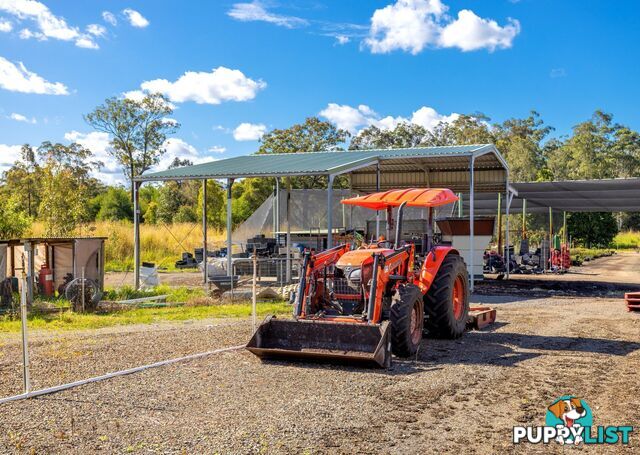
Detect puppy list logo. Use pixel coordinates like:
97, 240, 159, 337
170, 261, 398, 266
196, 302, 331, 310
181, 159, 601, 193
513, 395, 633, 445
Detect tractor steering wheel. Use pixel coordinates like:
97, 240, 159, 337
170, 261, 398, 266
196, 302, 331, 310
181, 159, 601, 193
376, 240, 394, 249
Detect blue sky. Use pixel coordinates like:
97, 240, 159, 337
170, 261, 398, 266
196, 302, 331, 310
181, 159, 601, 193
1, 0, 639, 184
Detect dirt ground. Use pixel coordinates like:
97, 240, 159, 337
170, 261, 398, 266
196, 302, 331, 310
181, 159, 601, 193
1, 294, 638, 453
490, 251, 640, 285
2, 254, 640, 453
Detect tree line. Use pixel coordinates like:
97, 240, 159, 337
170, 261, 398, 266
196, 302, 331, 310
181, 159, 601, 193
1, 93, 639, 245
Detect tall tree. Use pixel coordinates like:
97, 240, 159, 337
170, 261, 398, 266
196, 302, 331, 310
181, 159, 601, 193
85, 93, 179, 201
351, 114, 495, 150
350, 123, 428, 150
546, 111, 620, 180
0, 196, 31, 239
427, 114, 495, 146
1, 144, 41, 217
224, 117, 350, 227
36, 143, 101, 236
494, 111, 554, 181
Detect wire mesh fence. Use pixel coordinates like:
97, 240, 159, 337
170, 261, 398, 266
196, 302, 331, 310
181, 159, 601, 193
0, 255, 291, 403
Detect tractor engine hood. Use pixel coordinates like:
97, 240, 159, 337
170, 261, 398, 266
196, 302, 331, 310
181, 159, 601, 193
335, 248, 393, 268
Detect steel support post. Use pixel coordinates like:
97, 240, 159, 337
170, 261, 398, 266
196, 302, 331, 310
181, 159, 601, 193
202, 179, 208, 286
133, 181, 141, 290
506, 181, 512, 280
327, 174, 335, 248
375, 162, 380, 238
522, 199, 527, 239
20, 274, 30, 394
286, 178, 292, 283
25, 241, 33, 307
497, 192, 502, 257
274, 177, 280, 235
226, 178, 234, 277
469, 156, 475, 292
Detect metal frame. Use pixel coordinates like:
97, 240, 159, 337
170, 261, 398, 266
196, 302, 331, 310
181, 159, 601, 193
132, 147, 509, 291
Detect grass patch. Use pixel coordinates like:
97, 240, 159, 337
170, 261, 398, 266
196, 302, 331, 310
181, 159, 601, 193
29, 221, 228, 272
572, 247, 615, 266
102, 285, 205, 303
0, 301, 291, 332
613, 231, 640, 249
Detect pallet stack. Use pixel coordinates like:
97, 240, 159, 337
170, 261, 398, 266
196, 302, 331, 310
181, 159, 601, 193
625, 292, 640, 312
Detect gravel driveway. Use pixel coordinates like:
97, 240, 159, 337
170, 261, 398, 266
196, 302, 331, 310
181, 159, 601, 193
1, 294, 639, 454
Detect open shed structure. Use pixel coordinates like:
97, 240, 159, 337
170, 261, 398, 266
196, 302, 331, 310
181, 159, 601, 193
136, 144, 511, 291
0, 237, 106, 303
464, 178, 640, 214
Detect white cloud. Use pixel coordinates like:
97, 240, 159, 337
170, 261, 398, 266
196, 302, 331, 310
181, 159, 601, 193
228, 1, 308, 28
208, 145, 226, 153
364, 0, 519, 54
161, 117, 178, 126
439, 10, 520, 51
122, 89, 145, 102
335, 35, 350, 45
0, 144, 22, 174
319, 102, 458, 135
0, 0, 100, 49
122, 8, 149, 28
75, 36, 99, 49
233, 122, 266, 141
86, 23, 106, 37
410, 106, 458, 130
62, 132, 217, 183
318, 104, 374, 133
18, 27, 44, 40
550, 68, 567, 78
365, 0, 445, 55
64, 130, 124, 184
0, 56, 69, 95
9, 112, 36, 123
156, 138, 219, 170
137, 66, 266, 105
0, 18, 11, 32
102, 11, 117, 26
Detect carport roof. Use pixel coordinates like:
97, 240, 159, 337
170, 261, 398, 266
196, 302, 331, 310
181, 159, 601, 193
466, 178, 640, 214
136, 144, 506, 182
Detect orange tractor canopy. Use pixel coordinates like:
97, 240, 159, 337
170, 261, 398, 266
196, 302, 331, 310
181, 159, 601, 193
247, 188, 493, 368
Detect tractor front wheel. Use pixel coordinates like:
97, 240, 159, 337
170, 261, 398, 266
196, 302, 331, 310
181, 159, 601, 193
424, 254, 469, 339
390, 284, 424, 357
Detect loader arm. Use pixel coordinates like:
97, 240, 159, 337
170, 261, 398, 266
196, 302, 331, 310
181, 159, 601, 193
367, 244, 415, 323
295, 244, 350, 318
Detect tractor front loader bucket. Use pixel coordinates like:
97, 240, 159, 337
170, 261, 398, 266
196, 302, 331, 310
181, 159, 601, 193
246, 316, 392, 368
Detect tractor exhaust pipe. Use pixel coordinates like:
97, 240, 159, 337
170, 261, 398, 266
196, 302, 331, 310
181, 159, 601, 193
395, 201, 407, 248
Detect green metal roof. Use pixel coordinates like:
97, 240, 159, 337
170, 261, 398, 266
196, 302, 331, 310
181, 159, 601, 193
137, 144, 503, 181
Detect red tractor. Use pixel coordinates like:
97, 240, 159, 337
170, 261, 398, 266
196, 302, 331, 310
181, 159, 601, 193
247, 188, 495, 367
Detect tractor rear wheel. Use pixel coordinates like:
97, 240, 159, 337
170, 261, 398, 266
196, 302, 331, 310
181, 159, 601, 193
390, 284, 424, 357
424, 254, 469, 339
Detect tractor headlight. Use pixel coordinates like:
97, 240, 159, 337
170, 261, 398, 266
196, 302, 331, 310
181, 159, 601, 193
348, 268, 361, 284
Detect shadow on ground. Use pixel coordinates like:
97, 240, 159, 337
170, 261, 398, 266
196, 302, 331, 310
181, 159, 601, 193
257, 331, 640, 375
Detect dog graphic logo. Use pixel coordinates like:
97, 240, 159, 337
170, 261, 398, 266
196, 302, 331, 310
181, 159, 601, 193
545, 396, 593, 444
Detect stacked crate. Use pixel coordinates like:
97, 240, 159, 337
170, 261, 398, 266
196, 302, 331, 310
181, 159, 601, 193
625, 292, 640, 312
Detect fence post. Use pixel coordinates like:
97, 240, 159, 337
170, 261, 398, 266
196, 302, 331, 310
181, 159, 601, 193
81, 266, 86, 313
252, 247, 257, 332
20, 273, 31, 394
